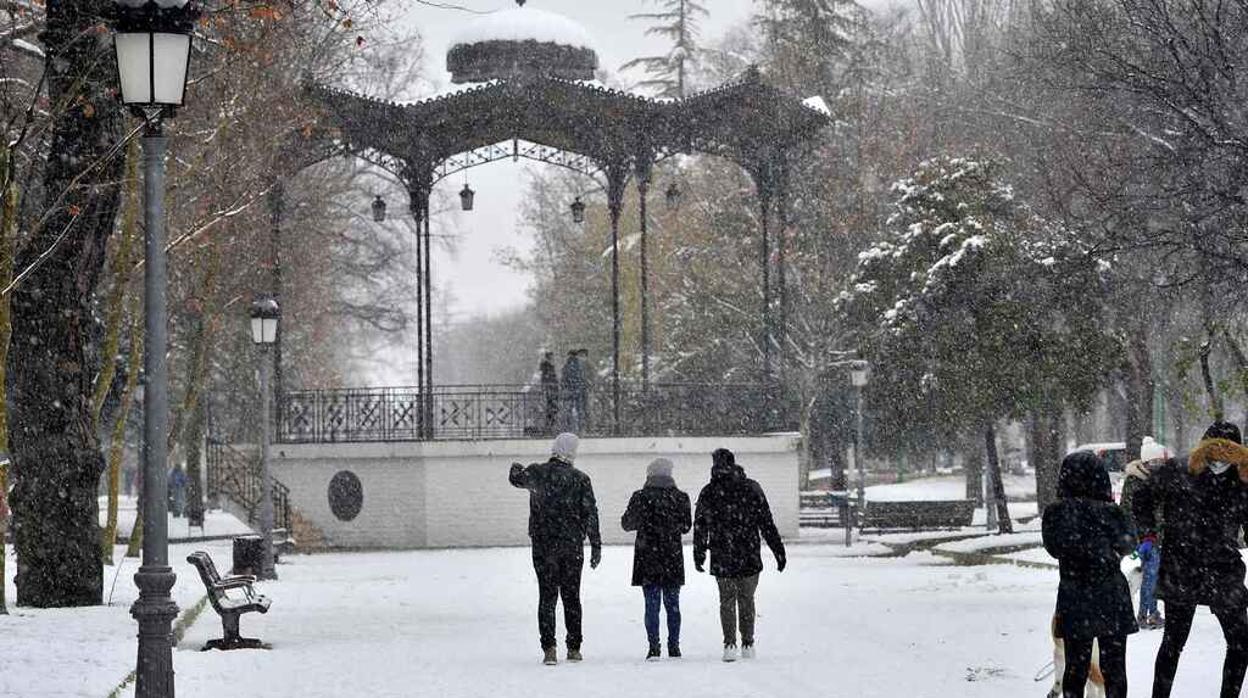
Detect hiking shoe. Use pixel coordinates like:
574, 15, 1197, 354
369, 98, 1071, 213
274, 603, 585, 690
722, 644, 739, 663
668, 643, 681, 658
567, 648, 583, 662
646, 644, 661, 661
741, 643, 756, 659
542, 647, 558, 666
1145, 612, 1166, 629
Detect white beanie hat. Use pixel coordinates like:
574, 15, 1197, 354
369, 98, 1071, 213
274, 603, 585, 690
647, 458, 674, 479
552, 433, 579, 464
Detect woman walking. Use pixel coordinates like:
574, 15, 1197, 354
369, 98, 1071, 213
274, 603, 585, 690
621, 458, 692, 660
1043, 450, 1138, 698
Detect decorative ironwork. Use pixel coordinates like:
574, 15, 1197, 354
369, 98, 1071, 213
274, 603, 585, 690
433, 139, 603, 186
206, 439, 292, 532
277, 384, 795, 444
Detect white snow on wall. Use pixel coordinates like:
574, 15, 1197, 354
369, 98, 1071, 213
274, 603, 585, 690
452, 7, 597, 52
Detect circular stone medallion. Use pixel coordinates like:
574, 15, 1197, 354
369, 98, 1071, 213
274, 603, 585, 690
328, 470, 363, 522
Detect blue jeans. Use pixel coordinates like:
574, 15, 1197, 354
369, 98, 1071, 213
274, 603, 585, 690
643, 584, 681, 646
1139, 546, 1160, 616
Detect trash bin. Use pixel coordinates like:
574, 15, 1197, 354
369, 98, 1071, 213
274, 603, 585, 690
232, 534, 264, 577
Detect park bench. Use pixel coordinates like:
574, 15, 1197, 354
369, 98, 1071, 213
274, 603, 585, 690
860, 499, 975, 532
187, 551, 271, 650
799, 492, 856, 529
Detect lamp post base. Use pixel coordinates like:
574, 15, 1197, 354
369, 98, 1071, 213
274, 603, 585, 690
131, 566, 179, 698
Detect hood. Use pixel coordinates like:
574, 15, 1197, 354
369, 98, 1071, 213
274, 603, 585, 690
1058, 450, 1112, 502
711, 448, 737, 481
1188, 437, 1248, 484
552, 432, 579, 465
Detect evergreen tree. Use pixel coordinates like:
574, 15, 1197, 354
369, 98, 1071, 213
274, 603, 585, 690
753, 0, 869, 94
622, 0, 708, 99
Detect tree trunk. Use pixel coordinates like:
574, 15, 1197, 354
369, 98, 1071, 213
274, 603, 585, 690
984, 422, 1013, 534
0, 144, 19, 614
9, 0, 125, 607
1033, 408, 1061, 514
964, 439, 984, 505
1124, 324, 1152, 462
101, 305, 141, 565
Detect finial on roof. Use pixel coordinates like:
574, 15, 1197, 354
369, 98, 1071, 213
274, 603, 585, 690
517, 0, 526, 6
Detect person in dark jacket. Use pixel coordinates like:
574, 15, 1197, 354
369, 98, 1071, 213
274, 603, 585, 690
539, 351, 559, 434
1042, 450, 1137, 698
1129, 421, 1248, 698
509, 432, 602, 665
621, 457, 692, 661
560, 351, 586, 432
693, 448, 786, 662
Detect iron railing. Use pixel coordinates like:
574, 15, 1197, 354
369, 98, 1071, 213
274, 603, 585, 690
205, 438, 291, 532
277, 383, 795, 444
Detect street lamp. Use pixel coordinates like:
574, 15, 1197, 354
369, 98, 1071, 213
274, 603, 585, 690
460, 183, 476, 212
372, 195, 387, 223
112, 1, 198, 696
570, 196, 586, 224
665, 182, 682, 210
249, 297, 280, 582
848, 360, 870, 539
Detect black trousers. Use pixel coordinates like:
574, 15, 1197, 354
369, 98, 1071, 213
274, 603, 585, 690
532, 544, 584, 650
1153, 601, 1248, 698
1063, 635, 1127, 698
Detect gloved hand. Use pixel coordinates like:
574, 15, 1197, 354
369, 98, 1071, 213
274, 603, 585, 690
776, 552, 787, 572
1125, 460, 1153, 481
590, 547, 601, 570
694, 558, 705, 573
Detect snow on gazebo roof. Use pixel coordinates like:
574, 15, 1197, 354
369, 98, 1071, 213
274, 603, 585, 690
451, 5, 596, 53
447, 2, 599, 84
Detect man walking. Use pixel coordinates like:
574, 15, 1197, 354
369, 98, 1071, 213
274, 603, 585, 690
560, 351, 583, 432
693, 448, 786, 662
539, 351, 559, 435
1129, 421, 1248, 698
510, 433, 602, 665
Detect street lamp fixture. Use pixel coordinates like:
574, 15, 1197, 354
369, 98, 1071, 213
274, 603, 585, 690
249, 297, 280, 583
372, 195, 387, 223
570, 196, 586, 224
113, 0, 197, 115
665, 182, 682, 210
112, 1, 197, 696
460, 183, 476, 212
849, 361, 870, 388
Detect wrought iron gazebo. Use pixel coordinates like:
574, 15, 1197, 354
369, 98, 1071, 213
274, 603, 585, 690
269, 1, 830, 441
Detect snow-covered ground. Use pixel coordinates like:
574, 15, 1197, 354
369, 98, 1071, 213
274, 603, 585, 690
865, 473, 1034, 502
3, 540, 1238, 698
97, 496, 254, 541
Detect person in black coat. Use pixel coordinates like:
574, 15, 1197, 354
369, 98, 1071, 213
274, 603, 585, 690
1129, 421, 1248, 698
622, 457, 692, 660
509, 432, 602, 665
539, 351, 559, 434
1042, 450, 1137, 698
693, 448, 786, 662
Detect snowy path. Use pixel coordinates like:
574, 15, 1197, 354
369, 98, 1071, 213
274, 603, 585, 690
139, 545, 1227, 698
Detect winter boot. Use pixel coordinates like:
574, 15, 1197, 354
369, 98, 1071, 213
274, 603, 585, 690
668, 642, 682, 658
567, 648, 583, 662
722, 644, 739, 663
542, 647, 558, 666
741, 643, 756, 659
646, 643, 661, 661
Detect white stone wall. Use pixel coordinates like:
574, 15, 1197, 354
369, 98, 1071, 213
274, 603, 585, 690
271, 434, 799, 549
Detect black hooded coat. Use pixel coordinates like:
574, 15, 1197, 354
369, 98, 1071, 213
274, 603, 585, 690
693, 451, 785, 579
1042, 451, 1138, 640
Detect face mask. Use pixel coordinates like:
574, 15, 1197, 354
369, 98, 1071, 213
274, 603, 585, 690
1210, 460, 1234, 475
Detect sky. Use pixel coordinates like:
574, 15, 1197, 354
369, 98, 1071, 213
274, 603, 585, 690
396, 0, 761, 325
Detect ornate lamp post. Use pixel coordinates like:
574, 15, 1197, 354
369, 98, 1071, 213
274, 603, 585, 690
570, 196, 586, 224
372, 195, 387, 223
111, 0, 197, 696
849, 361, 870, 538
665, 182, 682, 210
250, 298, 280, 581
459, 184, 476, 211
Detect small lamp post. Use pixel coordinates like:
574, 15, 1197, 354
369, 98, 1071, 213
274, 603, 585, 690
460, 184, 476, 212
372, 195, 387, 223
849, 361, 870, 540
665, 182, 682, 210
112, 1, 197, 696
249, 297, 280, 582
570, 196, 586, 224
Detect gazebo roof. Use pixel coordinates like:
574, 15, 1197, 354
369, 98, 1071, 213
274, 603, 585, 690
446, 4, 598, 84
303, 67, 830, 185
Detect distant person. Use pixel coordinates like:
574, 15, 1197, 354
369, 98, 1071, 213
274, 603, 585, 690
509, 433, 602, 666
168, 464, 189, 518
1042, 451, 1137, 698
1121, 462, 1164, 630
560, 350, 588, 433
1129, 421, 1248, 698
539, 351, 559, 435
693, 448, 786, 662
621, 457, 692, 660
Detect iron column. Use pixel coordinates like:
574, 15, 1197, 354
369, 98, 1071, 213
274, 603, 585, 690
258, 344, 276, 580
